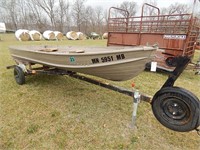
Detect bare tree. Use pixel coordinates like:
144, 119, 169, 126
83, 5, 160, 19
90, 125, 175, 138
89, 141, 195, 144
103, 9, 109, 27
25, 0, 48, 31
54, 0, 70, 32
100, 8, 109, 34
119, 1, 137, 17
0, 0, 19, 30
72, 0, 86, 31
1, 0, 163, 34
16, 0, 28, 29
94, 6, 104, 34
82, 6, 94, 34
142, 0, 158, 16
161, 3, 191, 15
31, 0, 57, 30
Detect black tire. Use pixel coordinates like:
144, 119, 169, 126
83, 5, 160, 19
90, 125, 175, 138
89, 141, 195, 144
151, 87, 200, 132
165, 57, 177, 67
14, 66, 25, 85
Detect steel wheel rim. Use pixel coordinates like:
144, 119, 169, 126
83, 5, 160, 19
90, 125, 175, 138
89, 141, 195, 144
14, 69, 20, 81
161, 97, 191, 125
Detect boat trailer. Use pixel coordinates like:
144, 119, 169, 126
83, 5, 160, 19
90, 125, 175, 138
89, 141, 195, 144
7, 56, 200, 133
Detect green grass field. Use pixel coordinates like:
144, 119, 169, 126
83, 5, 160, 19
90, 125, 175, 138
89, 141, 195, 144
0, 34, 199, 149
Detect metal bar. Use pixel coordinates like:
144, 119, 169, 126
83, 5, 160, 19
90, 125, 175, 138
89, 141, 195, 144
6, 65, 16, 69
28, 67, 152, 102
162, 56, 190, 88
29, 68, 74, 76
139, 3, 160, 45
132, 90, 140, 127
69, 73, 152, 103
22, 58, 190, 102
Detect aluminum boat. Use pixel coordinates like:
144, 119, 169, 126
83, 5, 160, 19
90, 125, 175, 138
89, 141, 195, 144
9, 45, 156, 81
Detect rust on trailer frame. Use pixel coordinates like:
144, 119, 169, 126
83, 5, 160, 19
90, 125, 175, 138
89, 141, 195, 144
107, 3, 200, 71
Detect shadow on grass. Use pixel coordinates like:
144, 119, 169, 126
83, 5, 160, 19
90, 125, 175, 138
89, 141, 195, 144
26, 74, 62, 85
25, 74, 97, 96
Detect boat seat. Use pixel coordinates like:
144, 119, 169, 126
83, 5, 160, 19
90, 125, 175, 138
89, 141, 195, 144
69, 49, 85, 53
39, 48, 58, 52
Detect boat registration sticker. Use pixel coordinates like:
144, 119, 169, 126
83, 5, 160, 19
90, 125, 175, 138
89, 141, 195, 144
69, 56, 75, 62
91, 54, 125, 64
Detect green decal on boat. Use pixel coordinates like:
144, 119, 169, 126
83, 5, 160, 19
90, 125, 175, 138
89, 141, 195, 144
70, 56, 75, 62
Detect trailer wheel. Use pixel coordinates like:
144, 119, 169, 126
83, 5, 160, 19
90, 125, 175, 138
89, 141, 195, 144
165, 57, 177, 67
14, 66, 25, 85
152, 87, 200, 132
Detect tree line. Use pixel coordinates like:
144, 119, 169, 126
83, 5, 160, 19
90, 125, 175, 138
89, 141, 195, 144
0, 0, 196, 35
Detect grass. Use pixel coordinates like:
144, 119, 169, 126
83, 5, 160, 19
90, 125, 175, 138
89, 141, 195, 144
0, 33, 200, 149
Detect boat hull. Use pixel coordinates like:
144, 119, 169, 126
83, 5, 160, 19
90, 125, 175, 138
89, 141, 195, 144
9, 46, 156, 81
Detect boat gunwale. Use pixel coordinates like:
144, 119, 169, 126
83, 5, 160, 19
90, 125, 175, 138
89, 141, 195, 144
9, 45, 156, 56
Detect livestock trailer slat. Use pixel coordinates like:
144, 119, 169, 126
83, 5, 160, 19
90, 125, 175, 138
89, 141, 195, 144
107, 3, 200, 71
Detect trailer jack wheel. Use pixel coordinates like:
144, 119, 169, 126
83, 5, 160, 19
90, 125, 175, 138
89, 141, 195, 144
151, 87, 200, 132
14, 66, 25, 85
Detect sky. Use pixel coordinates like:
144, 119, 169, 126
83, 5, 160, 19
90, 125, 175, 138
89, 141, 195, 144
84, 0, 195, 9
